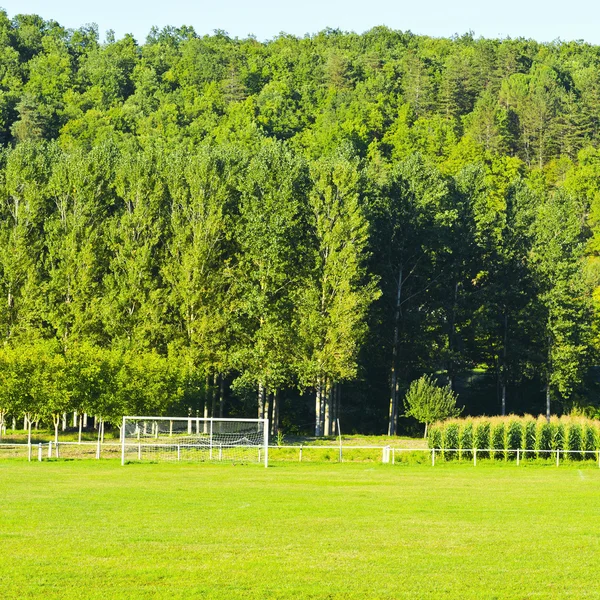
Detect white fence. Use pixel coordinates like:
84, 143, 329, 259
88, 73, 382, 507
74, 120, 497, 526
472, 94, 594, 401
2, 441, 600, 467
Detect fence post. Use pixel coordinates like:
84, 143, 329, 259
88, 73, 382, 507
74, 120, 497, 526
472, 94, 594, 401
382, 446, 390, 464
37, 443, 42, 462
556, 448, 560, 467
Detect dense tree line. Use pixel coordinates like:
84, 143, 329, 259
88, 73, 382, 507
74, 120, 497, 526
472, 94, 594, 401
0, 12, 600, 435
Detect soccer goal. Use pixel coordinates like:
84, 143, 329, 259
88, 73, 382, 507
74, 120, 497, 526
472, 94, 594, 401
121, 416, 269, 467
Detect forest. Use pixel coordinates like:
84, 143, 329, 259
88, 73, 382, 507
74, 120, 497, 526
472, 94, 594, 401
0, 10, 599, 437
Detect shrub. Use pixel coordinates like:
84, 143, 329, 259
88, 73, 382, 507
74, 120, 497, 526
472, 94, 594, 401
404, 375, 461, 438
460, 421, 473, 460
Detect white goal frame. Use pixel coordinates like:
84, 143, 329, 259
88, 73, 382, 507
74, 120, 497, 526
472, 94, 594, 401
121, 416, 269, 467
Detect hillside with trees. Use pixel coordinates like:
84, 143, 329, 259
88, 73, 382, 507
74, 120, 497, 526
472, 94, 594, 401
1, 11, 600, 435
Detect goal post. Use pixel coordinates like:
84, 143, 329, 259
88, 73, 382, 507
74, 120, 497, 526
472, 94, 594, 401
121, 416, 269, 467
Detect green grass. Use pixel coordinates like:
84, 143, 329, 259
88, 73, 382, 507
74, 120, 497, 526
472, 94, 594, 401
2, 461, 600, 599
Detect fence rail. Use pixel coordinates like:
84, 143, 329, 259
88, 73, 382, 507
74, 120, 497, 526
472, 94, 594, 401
2, 441, 600, 467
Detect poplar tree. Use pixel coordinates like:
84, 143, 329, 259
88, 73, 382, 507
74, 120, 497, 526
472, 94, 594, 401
233, 141, 309, 418
102, 142, 168, 351
531, 190, 594, 419
298, 147, 379, 436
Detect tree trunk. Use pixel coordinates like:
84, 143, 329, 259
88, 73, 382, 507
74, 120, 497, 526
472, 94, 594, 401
546, 383, 551, 423
78, 414, 83, 443
73, 411, 77, 428
203, 375, 210, 433
324, 382, 331, 436
53, 414, 60, 445
424, 422, 428, 439
211, 373, 218, 418
501, 312, 508, 416
315, 378, 322, 437
320, 378, 326, 436
331, 384, 337, 436
447, 281, 459, 390
388, 265, 403, 436
219, 375, 225, 418
271, 390, 279, 436
62, 413, 67, 431
258, 382, 265, 420
264, 389, 270, 425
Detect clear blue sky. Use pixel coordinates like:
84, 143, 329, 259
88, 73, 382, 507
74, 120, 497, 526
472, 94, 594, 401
1, 0, 599, 44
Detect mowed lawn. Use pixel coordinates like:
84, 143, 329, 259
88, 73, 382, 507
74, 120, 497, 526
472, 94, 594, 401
2, 461, 600, 599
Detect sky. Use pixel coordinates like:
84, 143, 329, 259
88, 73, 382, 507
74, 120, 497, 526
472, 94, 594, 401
2, 0, 600, 45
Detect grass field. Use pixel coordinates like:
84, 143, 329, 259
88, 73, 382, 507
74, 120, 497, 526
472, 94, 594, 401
2, 460, 600, 599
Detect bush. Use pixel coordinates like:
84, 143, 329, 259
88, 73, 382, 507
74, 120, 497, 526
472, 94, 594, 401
404, 375, 461, 438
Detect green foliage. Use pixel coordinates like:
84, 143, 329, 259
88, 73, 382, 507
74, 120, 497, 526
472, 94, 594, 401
566, 422, 583, 460
506, 421, 523, 459
554, 421, 566, 451
536, 421, 554, 455
491, 422, 506, 460
429, 416, 600, 462
524, 420, 537, 454
442, 422, 459, 459
472, 421, 490, 459
2, 19, 600, 432
459, 421, 473, 459
428, 424, 442, 449
404, 375, 461, 437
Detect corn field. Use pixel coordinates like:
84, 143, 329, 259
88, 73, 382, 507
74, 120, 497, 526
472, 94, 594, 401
428, 416, 600, 460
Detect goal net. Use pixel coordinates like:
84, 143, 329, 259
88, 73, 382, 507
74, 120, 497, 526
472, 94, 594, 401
121, 416, 269, 467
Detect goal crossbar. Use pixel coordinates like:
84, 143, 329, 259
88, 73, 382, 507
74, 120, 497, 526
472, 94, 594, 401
121, 416, 269, 467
